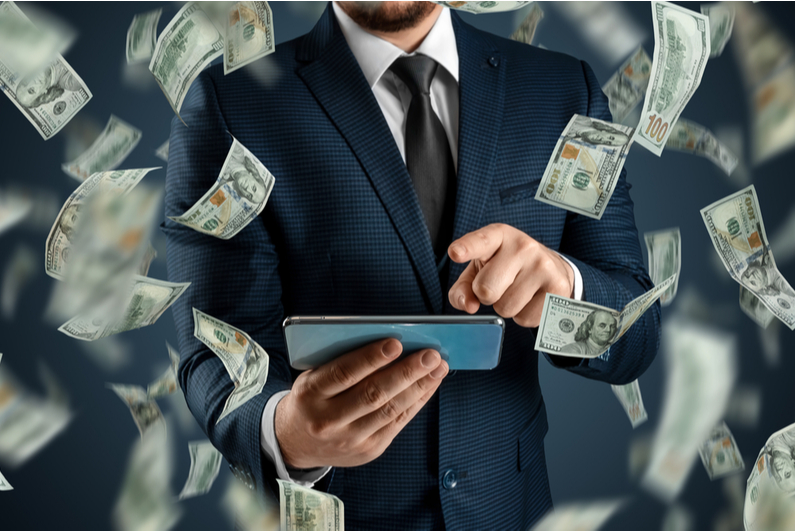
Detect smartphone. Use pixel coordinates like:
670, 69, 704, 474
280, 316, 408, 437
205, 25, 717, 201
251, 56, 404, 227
283, 315, 505, 371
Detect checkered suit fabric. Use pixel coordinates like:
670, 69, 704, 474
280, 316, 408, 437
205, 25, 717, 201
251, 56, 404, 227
163, 5, 660, 530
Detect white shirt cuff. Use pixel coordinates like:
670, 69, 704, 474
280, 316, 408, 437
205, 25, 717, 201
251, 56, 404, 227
556, 253, 584, 301
261, 390, 332, 487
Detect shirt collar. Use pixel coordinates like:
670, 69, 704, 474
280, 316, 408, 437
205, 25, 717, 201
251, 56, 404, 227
332, 2, 459, 89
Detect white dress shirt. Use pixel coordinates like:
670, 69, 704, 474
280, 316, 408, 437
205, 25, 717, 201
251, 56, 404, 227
261, 1, 583, 488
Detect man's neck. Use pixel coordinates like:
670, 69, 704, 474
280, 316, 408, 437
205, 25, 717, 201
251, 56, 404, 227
336, 3, 444, 53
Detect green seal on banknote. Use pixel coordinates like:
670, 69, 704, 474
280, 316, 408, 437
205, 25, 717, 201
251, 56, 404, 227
203, 218, 219, 231
572, 172, 590, 190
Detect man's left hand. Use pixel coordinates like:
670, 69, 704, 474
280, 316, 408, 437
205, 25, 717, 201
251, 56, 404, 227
447, 223, 574, 328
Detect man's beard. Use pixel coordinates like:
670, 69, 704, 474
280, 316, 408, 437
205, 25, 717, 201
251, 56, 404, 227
337, 2, 438, 33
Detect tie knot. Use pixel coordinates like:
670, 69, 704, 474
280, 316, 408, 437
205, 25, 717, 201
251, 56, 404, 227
389, 54, 439, 96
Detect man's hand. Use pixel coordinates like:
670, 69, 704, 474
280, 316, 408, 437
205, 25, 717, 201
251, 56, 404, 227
447, 223, 575, 328
275, 338, 448, 469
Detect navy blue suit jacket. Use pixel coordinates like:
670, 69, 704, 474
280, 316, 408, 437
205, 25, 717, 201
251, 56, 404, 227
163, 5, 661, 530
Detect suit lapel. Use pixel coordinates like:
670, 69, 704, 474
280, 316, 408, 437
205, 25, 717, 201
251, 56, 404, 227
446, 13, 506, 295
296, 6, 443, 314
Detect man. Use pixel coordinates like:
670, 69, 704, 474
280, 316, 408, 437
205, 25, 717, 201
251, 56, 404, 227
560, 310, 619, 357
163, 2, 661, 529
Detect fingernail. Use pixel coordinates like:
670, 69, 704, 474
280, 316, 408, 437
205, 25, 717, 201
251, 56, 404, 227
421, 350, 439, 368
383, 340, 401, 358
430, 362, 447, 379
450, 245, 464, 258
458, 294, 465, 309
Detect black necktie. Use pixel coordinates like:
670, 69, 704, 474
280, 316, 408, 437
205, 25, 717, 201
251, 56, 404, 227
389, 55, 457, 261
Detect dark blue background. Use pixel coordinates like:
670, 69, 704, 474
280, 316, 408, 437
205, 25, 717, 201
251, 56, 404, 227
1, 2, 794, 530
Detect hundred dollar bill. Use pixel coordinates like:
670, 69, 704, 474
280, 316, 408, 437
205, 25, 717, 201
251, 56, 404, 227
633, 1, 710, 156
45, 167, 159, 280
642, 318, 737, 502
225, 1, 275, 75
178, 440, 223, 499
510, 3, 543, 46
0, 1, 75, 78
725, 385, 762, 430
740, 285, 775, 329
222, 478, 280, 531
0, 467, 10, 491
698, 421, 744, 480
0, 362, 72, 467
701, 185, 795, 330
644, 228, 681, 307
666, 118, 738, 175
107, 383, 166, 438
751, 64, 795, 166
155, 139, 169, 162
700, 3, 734, 58
58, 275, 191, 341
535, 274, 675, 358
433, 1, 531, 14
661, 505, 693, 531
744, 422, 795, 531
147, 364, 178, 400
113, 421, 182, 531
535, 114, 634, 220
193, 308, 259, 381
166, 342, 181, 386
0, 190, 31, 235
61, 115, 143, 181
170, 137, 274, 239
126, 8, 162, 64
277, 479, 344, 531
150, 2, 224, 116
602, 46, 653, 124
731, 2, 792, 90
611, 380, 648, 428
1, 244, 35, 319
217, 344, 269, 424
529, 499, 625, 531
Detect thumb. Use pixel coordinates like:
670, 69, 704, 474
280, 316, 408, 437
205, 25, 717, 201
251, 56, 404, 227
448, 261, 480, 314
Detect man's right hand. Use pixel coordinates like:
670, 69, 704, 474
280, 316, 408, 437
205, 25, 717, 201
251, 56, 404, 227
274, 338, 449, 469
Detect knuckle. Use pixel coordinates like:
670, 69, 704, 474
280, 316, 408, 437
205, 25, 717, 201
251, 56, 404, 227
299, 374, 321, 397
362, 381, 388, 408
516, 236, 535, 255
329, 363, 357, 389
473, 280, 495, 303
308, 417, 332, 438
514, 313, 532, 328
493, 298, 517, 318
378, 399, 401, 422
400, 361, 416, 383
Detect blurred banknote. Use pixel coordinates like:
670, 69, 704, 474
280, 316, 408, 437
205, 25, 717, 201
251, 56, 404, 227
725, 385, 762, 430
178, 440, 223, 499
661, 504, 693, 531
602, 46, 652, 124
0, 467, 10, 491
535, 114, 634, 220
150, 2, 224, 115
222, 477, 280, 531
61, 115, 142, 181
642, 319, 737, 502
112, 421, 182, 531
701, 185, 795, 330
58, 275, 191, 341
277, 479, 344, 531
633, 1, 710, 156
155, 139, 169, 162
433, 1, 531, 14
0, 190, 31, 235
0, 361, 72, 467
0, 1, 74, 77
666, 118, 738, 175
644, 228, 681, 307
744, 423, 795, 531
126, 8, 162, 64
1, 245, 35, 319
217, 344, 269, 424
698, 422, 745, 480
535, 275, 675, 358
530, 499, 625, 531
225, 1, 275, 75
700, 3, 734, 58
750, 64, 795, 166
731, 2, 792, 89
147, 364, 178, 401
611, 380, 648, 428
769, 206, 795, 266
510, 2, 543, 46
107, 383, 166, 438
169, 137, 274, 239
166, 342, 180, 387
45, 167, 158, 280
740, 285, 775, 329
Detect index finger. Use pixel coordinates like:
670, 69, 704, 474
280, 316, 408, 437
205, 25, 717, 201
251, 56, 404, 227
448, 224, 505, 264
303, 338, 403, 398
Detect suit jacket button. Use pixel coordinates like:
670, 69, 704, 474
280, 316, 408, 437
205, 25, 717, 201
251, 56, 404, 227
448, 370, 457, 378
489, 56, 500, 67
442, 469, 457, 489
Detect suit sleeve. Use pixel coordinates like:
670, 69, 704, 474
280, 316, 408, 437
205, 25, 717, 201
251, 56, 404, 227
543, 60, 662, 386
162, 72, 332, 501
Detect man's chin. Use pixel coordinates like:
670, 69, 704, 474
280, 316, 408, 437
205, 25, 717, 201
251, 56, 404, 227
337, 1, 438, 33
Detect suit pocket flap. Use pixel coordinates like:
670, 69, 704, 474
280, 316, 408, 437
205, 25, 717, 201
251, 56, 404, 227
518, 402, 549, 472
500, 181, 540, 205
